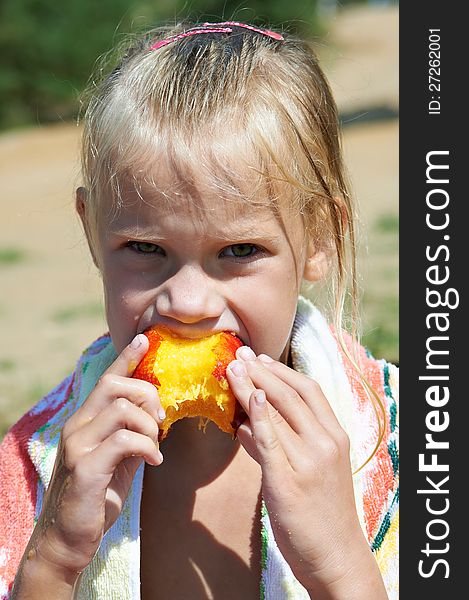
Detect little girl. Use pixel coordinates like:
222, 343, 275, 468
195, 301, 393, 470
0, 21, 398, 599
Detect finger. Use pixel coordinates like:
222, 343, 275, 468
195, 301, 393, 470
226, 360, 257, 413
107, 333, 149, 378
249, 389, 291, 474
227, 360, 298, 445
88, 375, 162, 421
79, 429, 163, 484
67, 398, 160, 459
66, 375, 164, 438
235, 418, 260, 463
256, 355, 352, 474
237, 348, 316, 437
258, 354, 344, 434
104, 456, 143, 529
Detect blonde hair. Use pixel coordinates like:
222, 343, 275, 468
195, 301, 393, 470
80, 22, 386, 463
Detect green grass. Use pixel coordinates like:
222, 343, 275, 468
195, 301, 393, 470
361, 313, 399, 364
361, 292, 399, 364
374, 213, 399, 234
0, 247, 27, 266
0, 359, 15, 373
358, 210, 399, 364
52, 302, 104, 323
362, 325, 399, 365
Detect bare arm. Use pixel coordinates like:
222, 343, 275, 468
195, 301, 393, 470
10, 334, 164, 598
228, 349, 389, 599
11, 543, 80, 599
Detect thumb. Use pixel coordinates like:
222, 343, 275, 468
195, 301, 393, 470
106, 333, 150, 378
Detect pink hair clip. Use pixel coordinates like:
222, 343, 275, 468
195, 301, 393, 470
150, 26, 232, 50
149, 21, 284, 51
203, 21, 284, 42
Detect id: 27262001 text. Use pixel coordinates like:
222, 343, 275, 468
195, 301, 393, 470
428, 29, 441, 115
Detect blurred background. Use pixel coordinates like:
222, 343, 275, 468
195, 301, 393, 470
0, 0, 398, 438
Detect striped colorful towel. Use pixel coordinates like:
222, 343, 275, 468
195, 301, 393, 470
0, 296, 398, 598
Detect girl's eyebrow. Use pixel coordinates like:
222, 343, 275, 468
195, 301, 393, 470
202, 225, 281, 243
107, 223, 282, 243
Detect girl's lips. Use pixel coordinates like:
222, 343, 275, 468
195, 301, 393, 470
140, 323, 246, 345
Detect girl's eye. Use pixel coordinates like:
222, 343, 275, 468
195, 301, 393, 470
128, 241, 164, 255
221, 244, 258, 259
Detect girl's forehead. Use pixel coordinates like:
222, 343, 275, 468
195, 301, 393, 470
107, 177, 278, 229
99, 165, 305, 245
107, 152, 283, 217
136, 148, 270, 202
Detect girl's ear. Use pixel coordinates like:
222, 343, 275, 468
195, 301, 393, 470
303, 198, 348, 282
76, 187, 100, 269
303, 245, 330, 282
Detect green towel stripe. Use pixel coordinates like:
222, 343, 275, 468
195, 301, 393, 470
388, 438, 399, 475
371, 487, 399, 552
383, 363, 397, 432
260, 501, 269, 600
36, 388, 76, 435
389, 399, 397, 433
36, 422, 49, 435
383, 363, 392, 396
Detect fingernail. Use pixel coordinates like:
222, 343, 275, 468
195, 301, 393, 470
229, 360, 247, 377
237, 346, 256, 361
150, 450, 163, 466
158, 407, 166, 421
130, 334, 144, 349
258, 354, 274, 363
254, 390, 266, 405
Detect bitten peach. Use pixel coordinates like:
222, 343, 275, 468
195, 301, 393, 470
133, 326, 244, 440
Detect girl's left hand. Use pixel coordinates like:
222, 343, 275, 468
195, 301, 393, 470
226, 347, 387, 599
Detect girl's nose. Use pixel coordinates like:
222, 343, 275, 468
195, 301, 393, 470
155, 265, 225, 324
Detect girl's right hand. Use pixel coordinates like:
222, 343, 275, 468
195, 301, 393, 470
25, 333, 164, 578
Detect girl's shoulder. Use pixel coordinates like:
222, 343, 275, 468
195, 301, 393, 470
292, 295, 398, 414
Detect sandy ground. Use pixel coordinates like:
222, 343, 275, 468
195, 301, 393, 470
0, 5, 398, 436
321, 3, 398, 112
